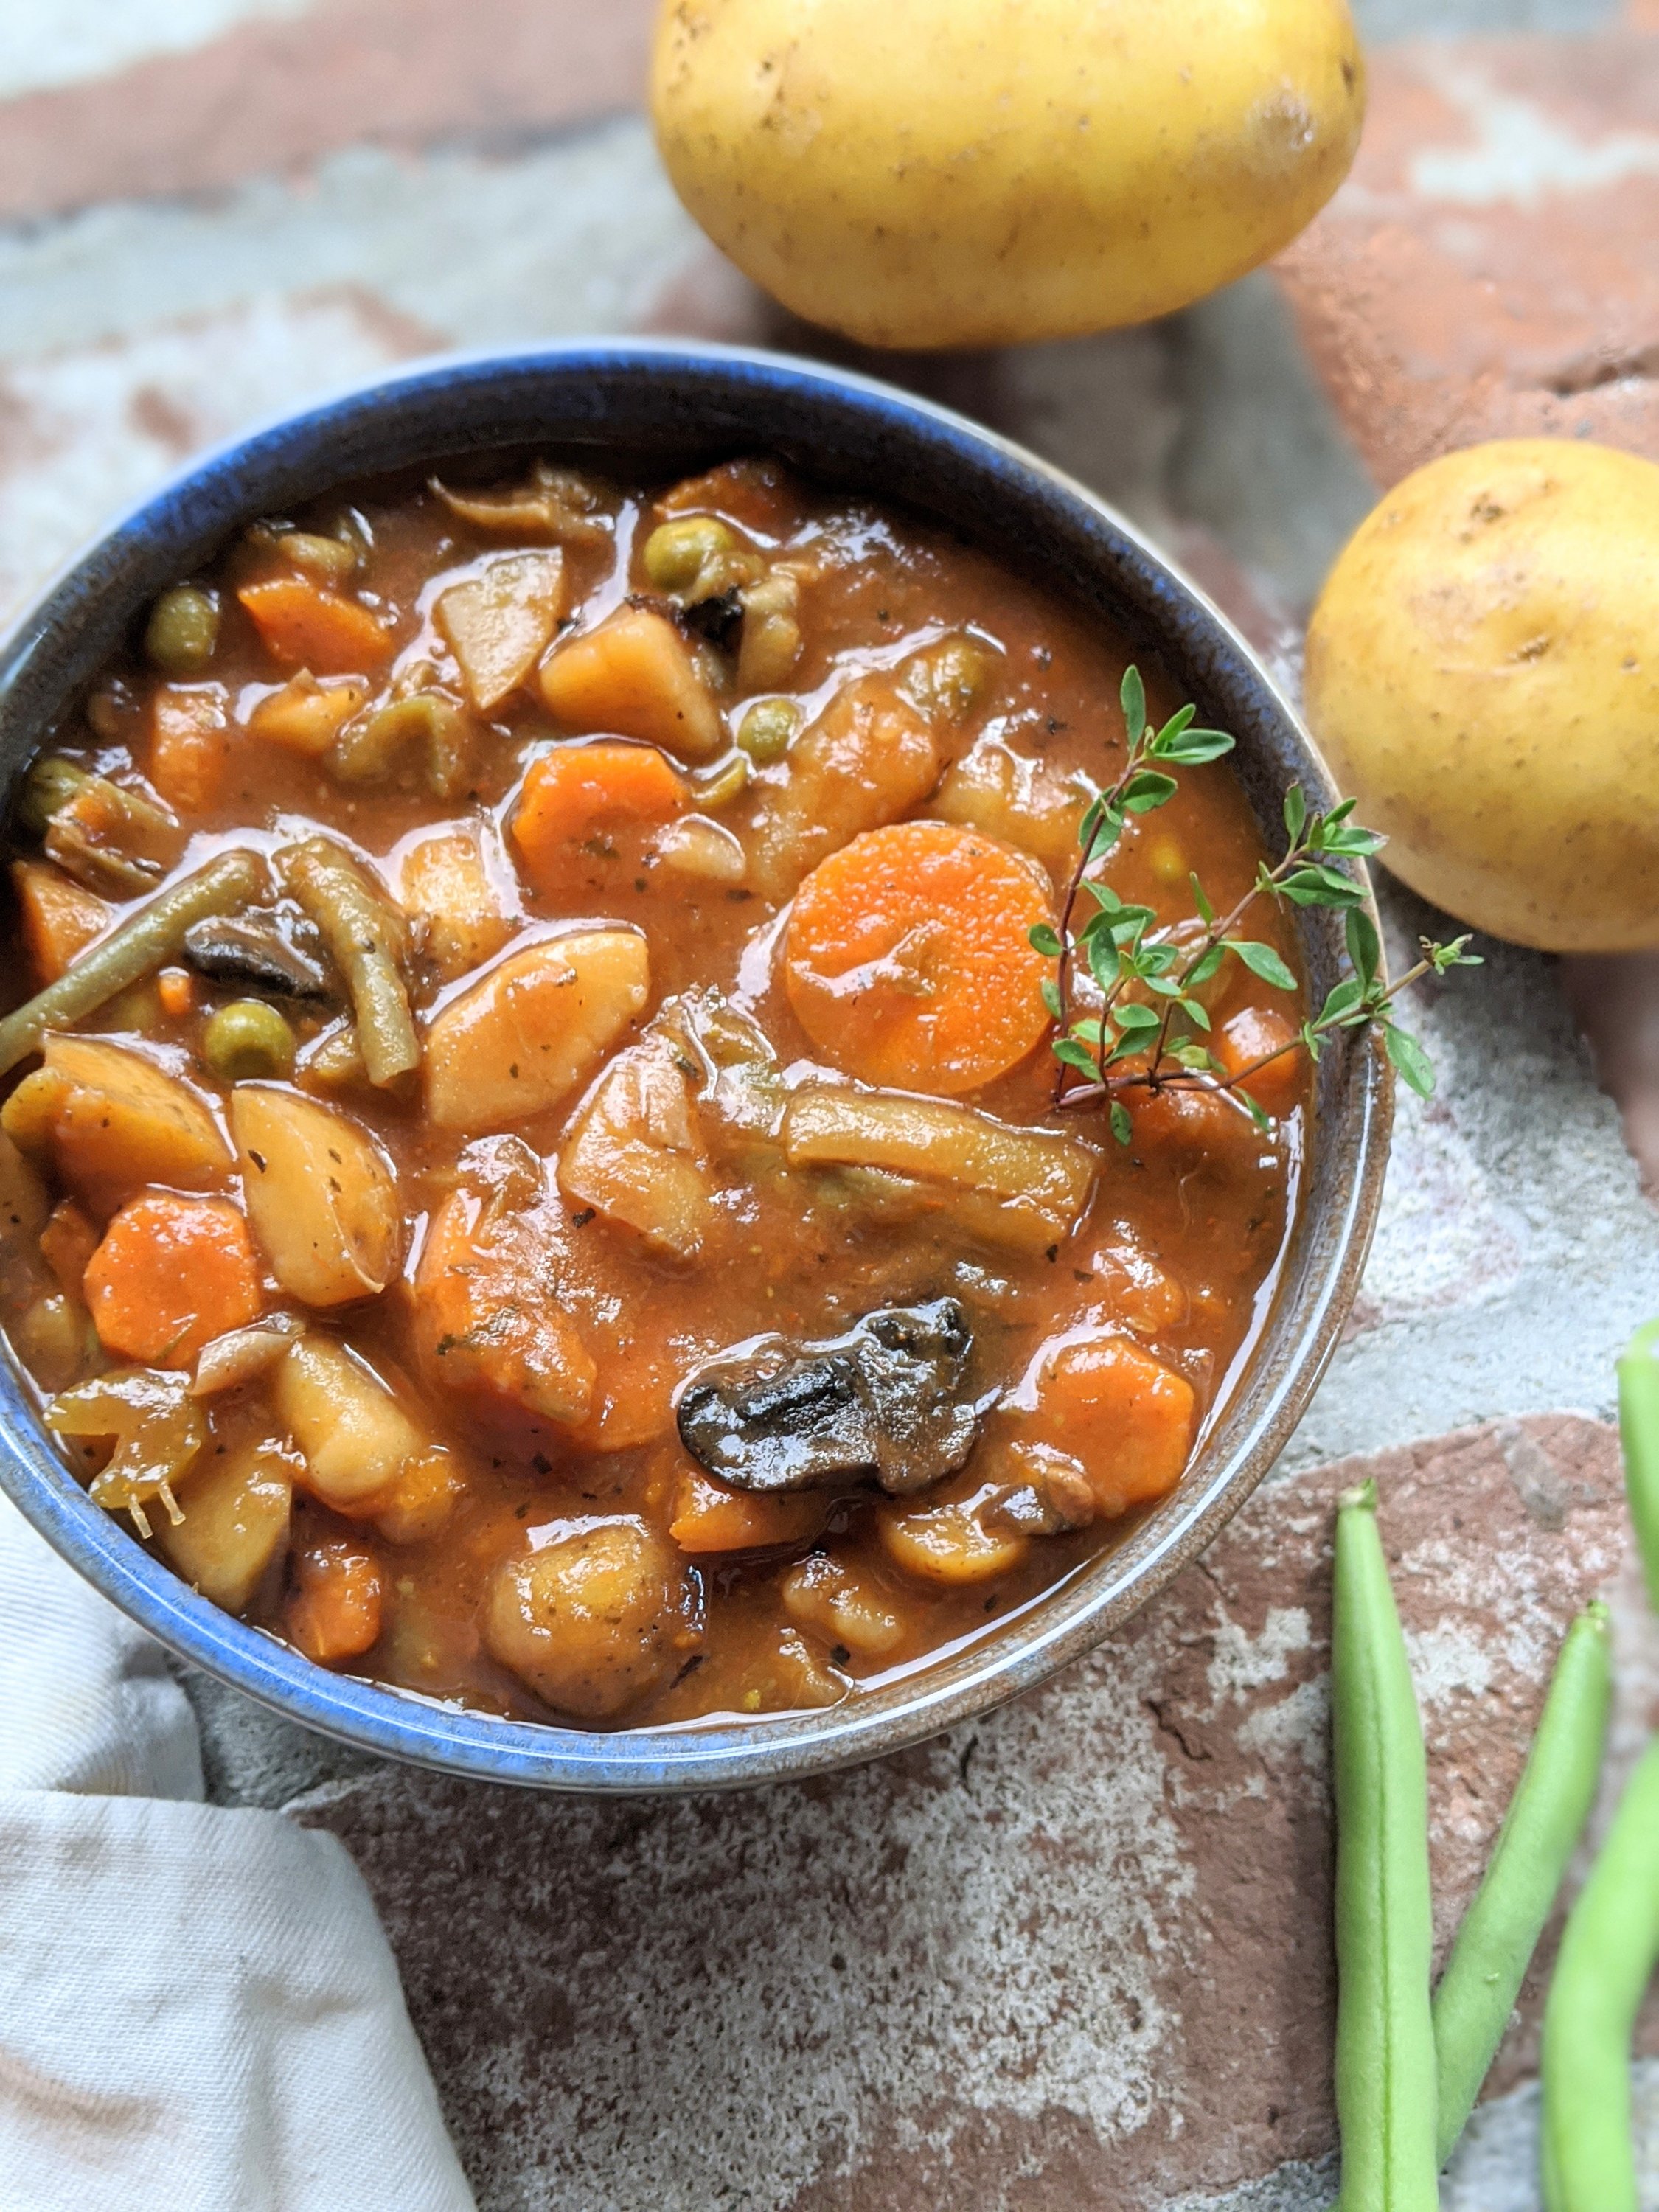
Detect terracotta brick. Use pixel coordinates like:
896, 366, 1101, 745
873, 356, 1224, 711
0, 0, 658, 223
1275, 29, 1659, 489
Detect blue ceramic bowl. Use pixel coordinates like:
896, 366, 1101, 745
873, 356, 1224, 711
0, 342, 1390, 1792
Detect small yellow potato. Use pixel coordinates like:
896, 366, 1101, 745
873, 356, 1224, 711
273, 1334, 423, 1509
231, 1085, 400, 1306
483, 1517, 703, 1717
651, 0, 1365, 349
436, 551, 567, 713
161, 1436, 293, 1613
540, 605, 724, 760
1305, 438, 1659, 950
424, 929, 650, 1133
557, 1034, 711, 1259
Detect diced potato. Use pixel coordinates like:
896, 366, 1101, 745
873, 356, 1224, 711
30, 1035, 234, 1213
15, 1292, 97, 1395
248, 672, 371, 757
424, 928, 650, 1133
668, 1464, 827, 1554
539, 605, 724, 761
160, 1435, 293, 1613
876, 1475, 1029, 1587
933, 734, 1090, 875
273, 1334, 423, 1509
748, 674, 941, 897
395, 823, 514, 982
782, 1085, 1098, 1246
0, 1128, 50, 1253
1009, 1328, 1194, 1518
436, 551, 567, 712
375, 1444, 465, 1545
557, 1036, 710, 1260
413, 1182, 597, 1427
231, 1085, 400, 1307
12, 860, 109, 984
779, 1550, 904, 1654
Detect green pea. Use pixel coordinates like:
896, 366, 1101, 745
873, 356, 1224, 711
144, 586, 220, 678
278, 530, 358, 585
736, 697, 801, 765
203, 998, 296, 1082
1330, 1480, 1439, 2212
18, 755, 90, 838
643, 516, 734, 597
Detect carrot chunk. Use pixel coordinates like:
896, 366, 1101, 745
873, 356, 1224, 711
413, 1184, 597, 1427
12, 860, 109, 984
237, 578, 393, 675
83, 1191, 263, 1367
149, 684, 230, 812
784, 819, 1054, 1096
285, 1537, 384, 1665
668, 1465, 827, 1555
1015, 1329, 1194, 1518
510, 742, 689, 896
1215, 1004, 1306, 1119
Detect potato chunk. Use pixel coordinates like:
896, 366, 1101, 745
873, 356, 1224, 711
557, 1035, 710, 1260
232, 1086, 400, 1307
12, 1035, 234, 1214
539, 605, 724, 761
876, 1475, 1029, 1587
160, 1436, 293, 1613
423, 929, 650, 1133
273, 1334, 423, 1510
484, 1518, 703, 1717
396, 822, 513, 982
748, 674, 940, 897
414, 1179, 597, 1427
436, 551, 567, 712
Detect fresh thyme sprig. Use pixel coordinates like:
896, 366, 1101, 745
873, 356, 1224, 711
1032, 666, 1481, 1141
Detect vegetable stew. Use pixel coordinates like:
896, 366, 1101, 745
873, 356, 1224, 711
0, 456, 1304, 1728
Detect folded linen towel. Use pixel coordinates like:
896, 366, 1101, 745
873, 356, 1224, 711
0, 1493, 476, 2212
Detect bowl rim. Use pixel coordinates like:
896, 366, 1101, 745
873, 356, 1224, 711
0, 337, 1391, 1792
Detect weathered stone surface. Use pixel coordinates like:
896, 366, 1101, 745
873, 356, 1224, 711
1276, 28, 1659, 489
292, 1415, 1639, 2212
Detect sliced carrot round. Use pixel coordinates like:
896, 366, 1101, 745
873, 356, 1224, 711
783, 820, 1053, 1096
83, 1190, 263, 1367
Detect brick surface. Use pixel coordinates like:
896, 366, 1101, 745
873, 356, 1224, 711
1275, 27, 1659, 487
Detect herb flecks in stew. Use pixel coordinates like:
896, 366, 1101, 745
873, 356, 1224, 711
0, 457, 1322, 1728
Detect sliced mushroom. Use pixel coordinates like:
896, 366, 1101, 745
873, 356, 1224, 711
675, 1297, 992, 1498
182, 910, 332, 1000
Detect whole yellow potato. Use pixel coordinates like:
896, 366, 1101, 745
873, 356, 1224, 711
1304, 439, 1659, 953
650, 0, 1366, 349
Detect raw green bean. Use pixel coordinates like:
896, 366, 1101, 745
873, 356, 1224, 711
0, 851, 264, 1077
1431, 1603, 1613, 2163
1617, 1318, 1659, 1613
1540, 1736, 1659, 2211
282, 838, 418, 1086
1331, 1480, 1439, 2212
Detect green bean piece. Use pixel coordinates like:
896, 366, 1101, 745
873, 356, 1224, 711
143, 586, 220, 678
282, 838, 418, 1086
643, 515, 735, 599
1540, 1736, 1659, 2211
736, 697, 801, 765
1432, 1603, 1613, 2164
17, 756, 91, 838
202, 998, 296, 1083
1617, 1318, 1659, 1613
0, 850, 265, 1079
1331, 1480, 1439, 2212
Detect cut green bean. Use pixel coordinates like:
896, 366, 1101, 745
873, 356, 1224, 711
281, 838, 418, 1086
1331, 1480, 1439, 2212
1617, 1318, 1659, 1613
1540, 1736, 1659, 2211
1432, 1603, 1613, 2163
0, 850, 265, 1077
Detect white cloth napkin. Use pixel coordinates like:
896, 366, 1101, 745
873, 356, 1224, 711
0, 1493, 476, 2212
